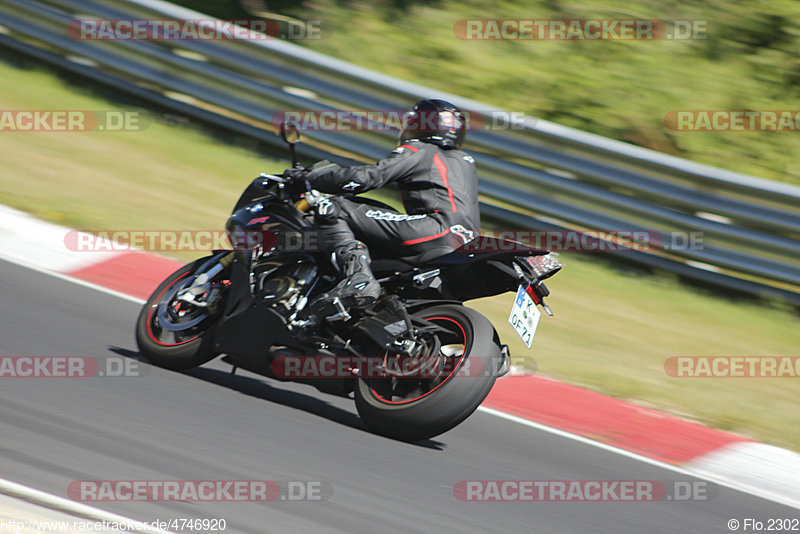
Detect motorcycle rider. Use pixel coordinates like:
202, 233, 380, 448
286, 99, 480, 314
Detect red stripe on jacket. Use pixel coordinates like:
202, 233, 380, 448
397, 144, 419, 152
402, 228, 451, 246
433, 153, 457, 212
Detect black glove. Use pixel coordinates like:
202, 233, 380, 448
306, 160, 341, 178
282, 168, 310, 197
283, 167, 308, 182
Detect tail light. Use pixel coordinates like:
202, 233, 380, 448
520, 253, 562, 280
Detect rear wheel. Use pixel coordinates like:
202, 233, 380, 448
135, 256, 228, 370
355, 304, 501, 442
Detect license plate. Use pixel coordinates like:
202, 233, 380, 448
508, 286, 541, 348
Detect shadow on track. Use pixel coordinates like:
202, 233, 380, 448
108, 346, 446, 450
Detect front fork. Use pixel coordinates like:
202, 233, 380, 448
176, 251, 233, 310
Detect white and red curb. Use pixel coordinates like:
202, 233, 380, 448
1, 204, 798, 509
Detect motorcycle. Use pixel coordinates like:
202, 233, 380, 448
135, 124, 562, 442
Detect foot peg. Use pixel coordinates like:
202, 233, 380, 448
324, 297, 352, 322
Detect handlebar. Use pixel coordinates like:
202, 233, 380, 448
259, 173, 289, 186
258, 172, 317, 210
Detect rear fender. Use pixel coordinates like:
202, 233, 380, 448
434, 253, 533, 301
403, 299, 463, 314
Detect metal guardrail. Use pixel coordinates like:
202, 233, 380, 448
1, 0, 799, 305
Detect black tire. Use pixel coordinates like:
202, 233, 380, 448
135, 257, 224, 370
355, 304, 501, 442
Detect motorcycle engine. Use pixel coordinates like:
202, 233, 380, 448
255, 260, 317, 314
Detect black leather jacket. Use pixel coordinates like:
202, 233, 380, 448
305, 140, 480, 232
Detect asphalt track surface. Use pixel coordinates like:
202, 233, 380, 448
0, 258, 795, 533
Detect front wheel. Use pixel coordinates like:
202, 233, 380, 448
355, 304, 502, 442
135, 255, 228, 370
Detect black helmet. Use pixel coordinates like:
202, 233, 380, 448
399, 99, 467, 150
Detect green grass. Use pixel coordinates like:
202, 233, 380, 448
2, 57, 799, 453
0, 59, 289, 237
473, 256, 800, 447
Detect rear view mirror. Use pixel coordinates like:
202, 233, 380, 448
279, 121, 300, 144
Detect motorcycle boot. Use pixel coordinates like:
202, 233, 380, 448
311, 240, 380, 317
